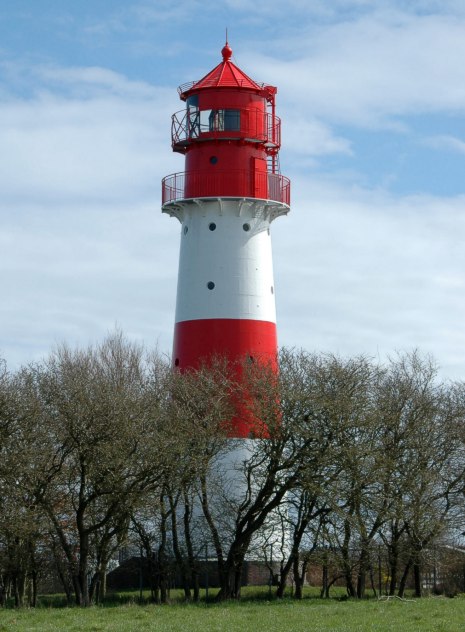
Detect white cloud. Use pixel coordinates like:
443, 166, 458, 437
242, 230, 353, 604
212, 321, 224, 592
0, 65, 178, 206
1, 199, 179, 369
247, 12, 465, 127
273, 179, 465, 379
37, 65, 159, 98
283, 116, 352, 157
0, 63, 182, 367
422, 134, 465, 155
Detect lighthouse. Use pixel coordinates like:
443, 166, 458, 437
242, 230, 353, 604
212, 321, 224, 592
162, 41, 290, 438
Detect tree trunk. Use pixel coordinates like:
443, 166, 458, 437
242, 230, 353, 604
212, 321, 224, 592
386, 520, 406, 596
192, 569, 200, 603
158, 494, 170, 604
276, 549, 295, 598
341, 520, 356, 598
78, 531, 90, 606
31, 570, 38, 608
356, 544, 370, 599
183, 492, 200, 603
321, 567, 329, 598
398, 557, 412, 598
182, 488, 201, 601
152, 554, 160, 605
369, 563, 377, 597
88, 572, 98, 604
168, 492, 192, 601
321, 549, 329, 598
217, 561, 243, 601
234, 564, 242, 600
71, 573, 83, 606
388, 543, 399, 596
276, 574, 287, 599
13, 573, 25, 608
200, 474, 230, 599
160, 573, 168, 604
98, 564, 108, 602
413, 560, 422, 597
293, 554, 303, 599
90, 563, 107, 604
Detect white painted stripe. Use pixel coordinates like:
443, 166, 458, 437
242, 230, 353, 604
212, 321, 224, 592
173, 199, 277, 323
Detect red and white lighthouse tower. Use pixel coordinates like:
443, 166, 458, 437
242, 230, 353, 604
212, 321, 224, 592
162, 42, 290, 437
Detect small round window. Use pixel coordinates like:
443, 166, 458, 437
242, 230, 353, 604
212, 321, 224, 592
210, 156, 218, 164
183, 226, 188, 235
209, 222, 216, 231
207, 281, 215, 290
174, 358, 180, 367
243, 223, 250, 232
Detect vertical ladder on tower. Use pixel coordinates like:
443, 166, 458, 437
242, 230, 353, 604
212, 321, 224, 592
267, 152, 280, 175
266, 152, 280, 201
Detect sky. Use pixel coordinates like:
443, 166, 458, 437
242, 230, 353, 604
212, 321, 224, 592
1, 0, 465, 380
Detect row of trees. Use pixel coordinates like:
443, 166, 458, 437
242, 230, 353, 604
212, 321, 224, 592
1, 333, 465, 606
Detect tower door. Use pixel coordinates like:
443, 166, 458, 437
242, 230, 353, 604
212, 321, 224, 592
253, 157, 268, 199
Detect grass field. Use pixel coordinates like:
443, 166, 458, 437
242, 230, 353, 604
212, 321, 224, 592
1, 589, 464, 632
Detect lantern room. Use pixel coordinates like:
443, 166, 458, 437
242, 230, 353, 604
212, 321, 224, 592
162, 42, 290, 206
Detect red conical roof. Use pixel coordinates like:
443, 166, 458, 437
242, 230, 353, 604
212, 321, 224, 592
180, 42, 262, 97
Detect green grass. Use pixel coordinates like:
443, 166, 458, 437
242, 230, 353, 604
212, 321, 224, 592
1, 590, 464, 631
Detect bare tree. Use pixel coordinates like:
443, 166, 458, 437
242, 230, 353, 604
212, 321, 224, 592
0, 362, 50, 607
376, 352, 465, 597
20, 333, 172, 606
167, 358, 235, 600
195, 349, 362, 600
272, 353, 375, 598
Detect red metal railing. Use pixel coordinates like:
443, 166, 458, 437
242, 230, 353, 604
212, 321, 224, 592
171, 108, 281, 152
162, 170, 290, 206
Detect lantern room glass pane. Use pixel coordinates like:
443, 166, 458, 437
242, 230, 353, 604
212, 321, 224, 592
200, 109, 241, 132
208, 109, 224, 131
224, 109, 240, 130
187, 95, 200, 138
